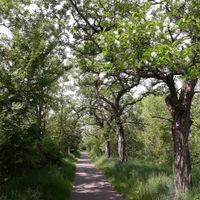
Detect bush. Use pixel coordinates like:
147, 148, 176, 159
40, 136, 64, 164
0, 156, 77, 200
0, 110, 64, 181
0, 109, 39, 179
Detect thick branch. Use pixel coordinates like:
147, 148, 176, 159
116, 78, 141, 104
164, 75, 179, 105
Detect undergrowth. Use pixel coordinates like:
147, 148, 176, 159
0, 154, 78, 200
94, 156, 200, 200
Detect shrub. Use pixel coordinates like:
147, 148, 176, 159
0, 109, 39, 179
0, 156, 77, 200
40, 136, 64, 164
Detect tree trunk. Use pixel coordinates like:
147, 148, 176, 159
105, 140, 111, 159
68, 146, 71, 155
165, 78, 197, 194
115, 114, 126, 162
36, 104, 43, 136
172, 111, 192, 193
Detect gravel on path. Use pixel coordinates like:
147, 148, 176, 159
70, 152, 124, 200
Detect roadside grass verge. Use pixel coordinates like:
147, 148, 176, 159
0, 154, 78, 200
94, 156, 200, 200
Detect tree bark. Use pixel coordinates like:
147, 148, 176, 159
172, 111, 192, 193
68, 146, 71, 155
105, 140, 111, 159
115, 113, 126, 162
165, 78, 197, 194
36, 103, 43, 136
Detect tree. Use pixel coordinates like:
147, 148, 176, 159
0, 0, 70, 178
139, 95, 172, 163
97, 0, 199, 193
46, 77, 82, 155
69, 0, 160, 162
87, 98, 115, 159
78, 65, 156, 162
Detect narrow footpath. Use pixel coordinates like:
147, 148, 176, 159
70, 152, 124, 200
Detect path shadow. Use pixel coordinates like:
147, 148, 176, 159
70, 152, 124, 200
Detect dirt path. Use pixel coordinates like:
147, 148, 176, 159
70, 152, 124, 200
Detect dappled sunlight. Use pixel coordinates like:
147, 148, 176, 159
0, 0, 199, 199
70, 152, 124, 200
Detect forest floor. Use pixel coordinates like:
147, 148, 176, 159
70, 152, 124, 200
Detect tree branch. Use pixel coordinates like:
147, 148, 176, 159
69, 0, 99, 34
151, 115, 172, 122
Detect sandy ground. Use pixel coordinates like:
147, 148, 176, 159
70, 152, 124, 200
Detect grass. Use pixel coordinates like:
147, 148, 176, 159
94, 156, 200, 200
0, 154, 78, 200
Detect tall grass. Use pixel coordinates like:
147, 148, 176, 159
0, 154, 78, 200
94, 156, 200, 200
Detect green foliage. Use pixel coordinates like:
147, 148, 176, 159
0, 155, 77, 200
0, 108, 38, 178
0, 115, 64, 178
0, 0, 199, 198
86, 94, 173, 163
0, 0, 70, 180
83, 129, 105, 158
190, 94, 200, 165
95, 1, 200, 77
40, 136, 64, 164
87, 94, 200, 199
94, 156, 172, 200
94, 156, 200, 200
137, 95, 172, 163
46, 109, 82, 155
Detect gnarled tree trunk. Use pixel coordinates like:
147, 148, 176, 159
172, 111, 192, 193
166, 78, 197, 194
